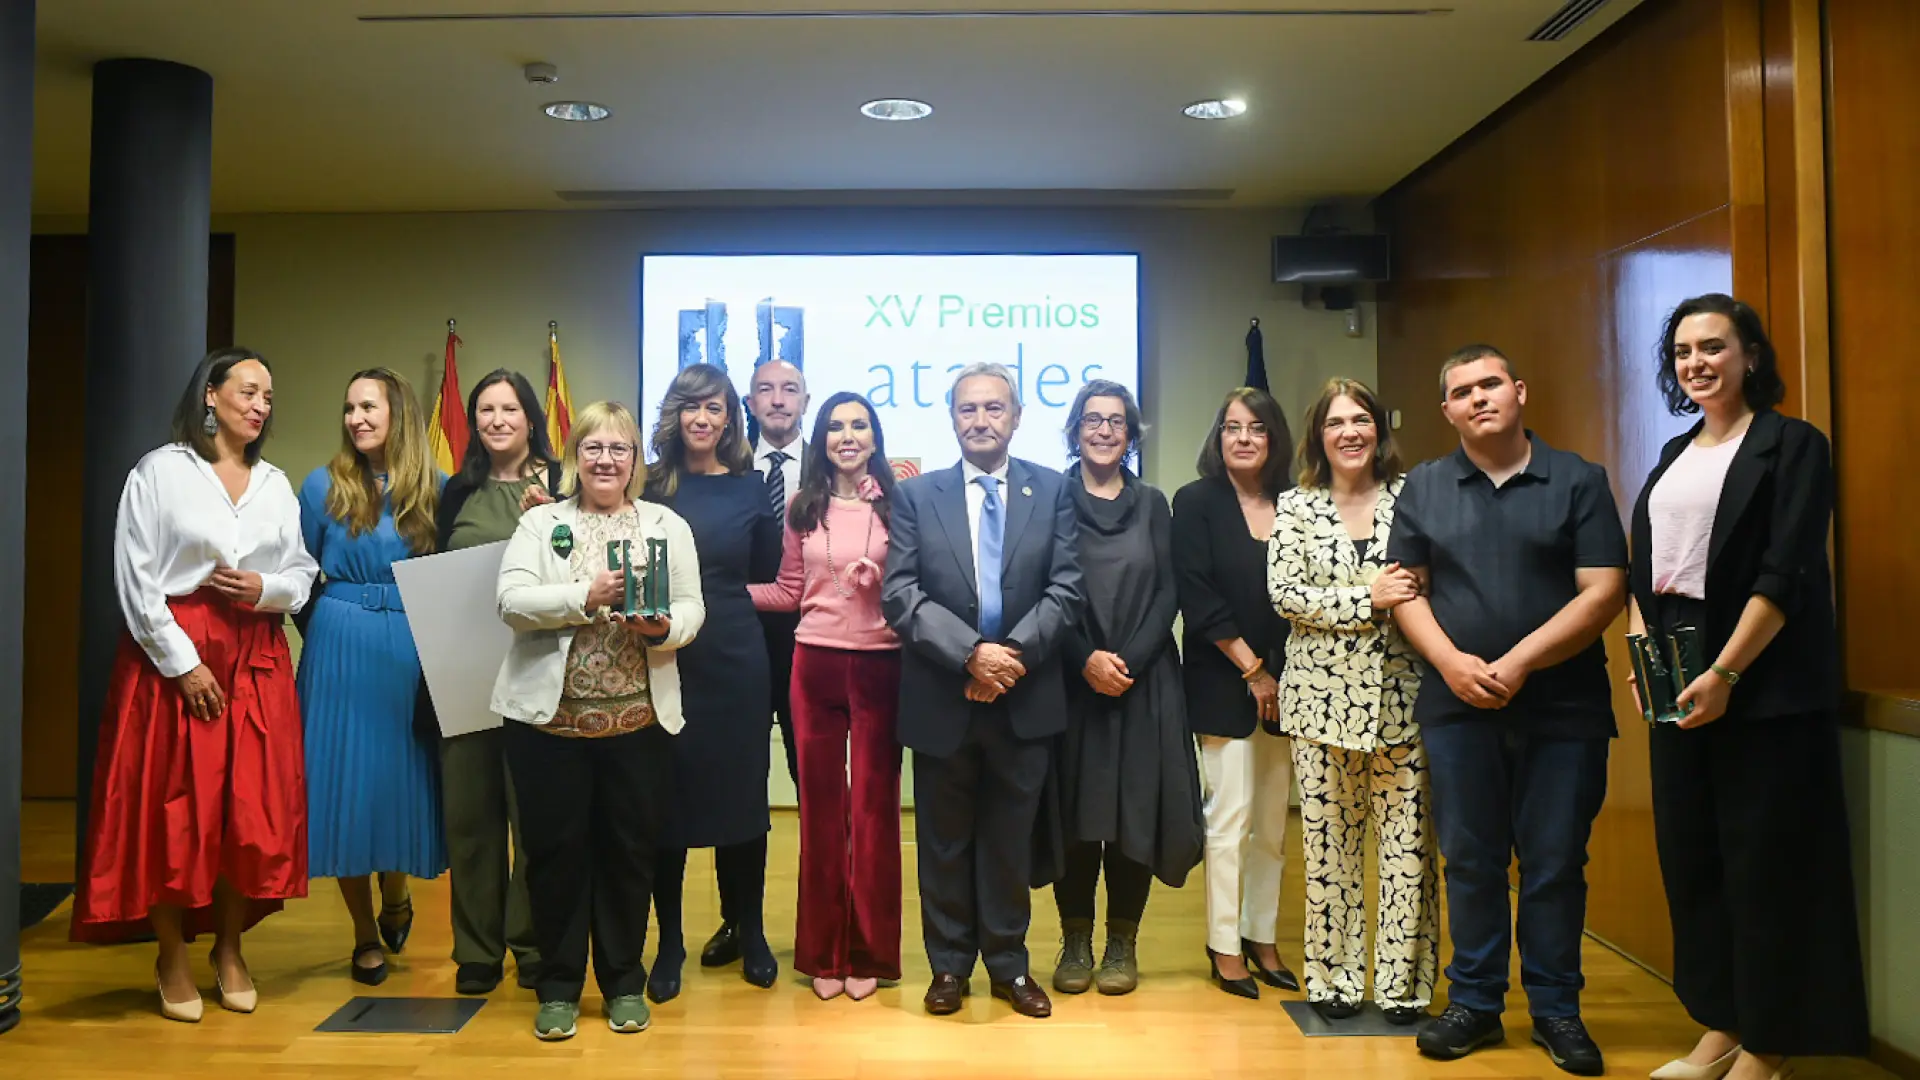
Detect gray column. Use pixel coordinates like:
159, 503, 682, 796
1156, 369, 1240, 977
0, 0, 34, 1040
73, 60, 213, 901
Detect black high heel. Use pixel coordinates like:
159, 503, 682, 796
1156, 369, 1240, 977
378, 895, 414, 955
1207, 948, 1260, 1000
351, 941, 388, 986
647, 944, 685, 1004
1241, 937, 1300, 992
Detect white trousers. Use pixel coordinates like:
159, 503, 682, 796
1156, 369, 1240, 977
1198, 727, 1292, 955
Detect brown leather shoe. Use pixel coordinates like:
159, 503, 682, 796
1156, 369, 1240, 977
990, 974, 1053, 1018
924, 972, 970, 1015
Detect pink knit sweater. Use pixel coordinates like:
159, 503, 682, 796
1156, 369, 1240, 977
748, 498, 898, 651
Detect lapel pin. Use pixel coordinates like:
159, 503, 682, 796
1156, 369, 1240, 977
550, 524, 575, 559
1021, 486, 1032, 497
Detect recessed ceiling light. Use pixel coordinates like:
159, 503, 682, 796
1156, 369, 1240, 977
544, 101, 610, 122
1183, 98, 1247, 120
860, 98, 933, 121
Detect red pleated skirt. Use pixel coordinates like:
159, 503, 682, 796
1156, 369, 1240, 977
71, 590, 309, 944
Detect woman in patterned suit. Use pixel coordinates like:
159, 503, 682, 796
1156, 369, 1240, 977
1266, 378, 1437, 1026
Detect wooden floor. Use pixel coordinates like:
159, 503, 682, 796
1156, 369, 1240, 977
6, 799, 1891, 1079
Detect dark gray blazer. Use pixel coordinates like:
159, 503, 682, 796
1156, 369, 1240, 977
882, 458, 1085, 758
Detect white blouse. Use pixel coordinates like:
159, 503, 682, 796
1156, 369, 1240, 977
114, 443, 319, 679
1648, 431, 1745, 600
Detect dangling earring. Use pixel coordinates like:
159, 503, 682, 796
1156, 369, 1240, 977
202, 406, 219, 436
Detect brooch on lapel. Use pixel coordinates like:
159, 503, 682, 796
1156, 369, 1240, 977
550, 524, 575, 559
1021, 486, 1032, 497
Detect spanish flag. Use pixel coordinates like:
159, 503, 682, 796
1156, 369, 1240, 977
544, 321, 574, 451
428, 324, 468, 475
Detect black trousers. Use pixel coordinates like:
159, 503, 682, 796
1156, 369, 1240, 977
1053, 841, 1153, 924
505, 721, 673, 1004
762, 611, 800, 789
1647, 595, 1868, 1055
913, 706, 1049, 983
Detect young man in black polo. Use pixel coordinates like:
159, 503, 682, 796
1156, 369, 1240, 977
1387, 345, 1628, 1075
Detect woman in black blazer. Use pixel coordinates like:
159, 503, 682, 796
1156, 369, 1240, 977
1171, 386, 1299, 999
1627, 295, 1867, 1080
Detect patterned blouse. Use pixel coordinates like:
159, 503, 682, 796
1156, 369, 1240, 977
548, 506, 656, 739
1265, 477, 1422, 751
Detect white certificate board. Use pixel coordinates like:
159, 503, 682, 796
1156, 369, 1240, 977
394, 540, 512, 737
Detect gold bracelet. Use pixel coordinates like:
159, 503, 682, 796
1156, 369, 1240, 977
1241, 661, 1265, 682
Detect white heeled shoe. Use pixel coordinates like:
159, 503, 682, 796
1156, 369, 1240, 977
214, 969, 258, 1013
156, 965, 204, 1023
1650, 1045, 1742, 1080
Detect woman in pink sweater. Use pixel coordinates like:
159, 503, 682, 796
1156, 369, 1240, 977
748, 391, 902, 1002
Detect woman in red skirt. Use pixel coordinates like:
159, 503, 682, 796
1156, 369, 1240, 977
72, 347, 319, 1022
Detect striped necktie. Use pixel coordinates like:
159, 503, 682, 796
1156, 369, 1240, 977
766, 451, 788, 521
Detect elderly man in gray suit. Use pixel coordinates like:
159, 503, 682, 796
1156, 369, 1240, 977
883, 362, 1085, 1019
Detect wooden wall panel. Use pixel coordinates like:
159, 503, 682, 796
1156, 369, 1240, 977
20, 234, 235, 799
1828, 0, 1920, 699
1375, 0, 1737, 976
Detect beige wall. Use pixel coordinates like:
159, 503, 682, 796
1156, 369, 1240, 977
1842, 727, 1920, 1061
215, 207, 1377, 488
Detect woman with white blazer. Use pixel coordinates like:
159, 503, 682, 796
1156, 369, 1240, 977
492, 400, 704, 1042
1267, 378, 1436, 1026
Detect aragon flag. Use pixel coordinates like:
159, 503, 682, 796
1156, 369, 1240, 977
544, 321, 574, 452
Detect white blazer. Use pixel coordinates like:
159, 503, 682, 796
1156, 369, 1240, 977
490, 498, 706, 731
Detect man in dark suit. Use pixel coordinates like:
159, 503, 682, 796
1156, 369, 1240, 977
882, 362, 1084, 1019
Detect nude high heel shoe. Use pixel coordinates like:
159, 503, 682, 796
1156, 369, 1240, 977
1650, 1045, 1741, 1080
212, 952, 258, 1013
156, 964, 204, 1023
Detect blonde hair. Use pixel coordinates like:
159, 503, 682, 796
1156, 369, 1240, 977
562, 401, 647, 503
324, 367, 438, 554
645, 363, 753, 500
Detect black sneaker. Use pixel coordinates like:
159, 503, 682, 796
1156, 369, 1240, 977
455, 961, 503, 995
1416, 1002, 1506, 1059
1532, 1016, 1605, 1076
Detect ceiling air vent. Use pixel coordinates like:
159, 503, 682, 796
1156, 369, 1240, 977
1526, 0, 1611, 41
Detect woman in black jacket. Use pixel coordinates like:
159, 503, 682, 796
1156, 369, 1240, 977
1627, 295, 1867, 1080
429, 368, 562, 995
1171, 386, 1299, 1000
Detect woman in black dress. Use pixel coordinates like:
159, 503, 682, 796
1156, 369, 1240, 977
1171, 386, 1299, 999
641, 364, 784, 1002
1050, 380, 1204, 997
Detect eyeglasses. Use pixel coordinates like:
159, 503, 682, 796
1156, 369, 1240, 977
578, 442, 635, 462
1079, 414, 1128, 433
1222, 422, 1269, 440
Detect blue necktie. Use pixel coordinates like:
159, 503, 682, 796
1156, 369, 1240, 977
975, 475, 1004, 640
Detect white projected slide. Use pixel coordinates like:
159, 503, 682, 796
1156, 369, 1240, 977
639, 254, 1141, 476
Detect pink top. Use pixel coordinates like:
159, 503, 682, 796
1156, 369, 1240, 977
748, 497, 898, 651
1648, 431, 1746, 599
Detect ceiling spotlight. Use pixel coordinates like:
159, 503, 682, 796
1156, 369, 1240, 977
1183, 98, 1247, 120
544, 101, 610, 122
860, 98, 933, 121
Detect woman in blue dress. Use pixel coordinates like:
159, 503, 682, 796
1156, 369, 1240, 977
297, 367, 447, 984
640, 364, 783, 1002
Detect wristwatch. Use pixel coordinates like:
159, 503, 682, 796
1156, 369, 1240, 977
1709, 663, 1741, 686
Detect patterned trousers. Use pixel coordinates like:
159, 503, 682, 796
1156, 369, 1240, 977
1292, 739, 1438, 1009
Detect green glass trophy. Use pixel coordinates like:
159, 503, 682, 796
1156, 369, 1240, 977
606, 538, 671, 619
1625, 625, 1707, 724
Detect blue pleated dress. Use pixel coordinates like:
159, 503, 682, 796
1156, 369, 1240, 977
297, 469, 448, 879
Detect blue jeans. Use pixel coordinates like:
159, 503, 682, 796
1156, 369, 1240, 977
1422, 721, 1609, 1018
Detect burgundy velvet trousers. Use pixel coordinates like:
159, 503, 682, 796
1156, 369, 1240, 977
790, 644, 904, 980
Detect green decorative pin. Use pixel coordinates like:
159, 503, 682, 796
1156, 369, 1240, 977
550, 523, 575, 559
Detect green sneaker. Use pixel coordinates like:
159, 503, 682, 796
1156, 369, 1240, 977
605, 994, 651, 1033
534, 1000, 578, 1041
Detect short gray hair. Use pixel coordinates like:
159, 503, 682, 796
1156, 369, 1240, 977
950, 362, 1022, 412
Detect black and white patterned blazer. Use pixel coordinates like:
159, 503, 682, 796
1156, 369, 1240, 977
1264, 478, 1421, 751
